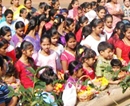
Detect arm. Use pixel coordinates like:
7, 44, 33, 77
61, 61, 68, 72
116, 48, 122, 59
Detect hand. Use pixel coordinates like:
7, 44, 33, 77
39, 21, 45, 29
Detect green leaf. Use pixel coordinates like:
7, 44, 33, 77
36, 66, 49, 73
27, 67, 36, 74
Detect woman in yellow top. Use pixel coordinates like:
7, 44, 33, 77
9, 0, 25, 21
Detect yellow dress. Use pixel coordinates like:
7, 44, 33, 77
9, 5, 25, 21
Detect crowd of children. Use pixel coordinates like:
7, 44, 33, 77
0, 0, 130, 105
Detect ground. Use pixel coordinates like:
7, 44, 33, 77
3, 0, 122, 9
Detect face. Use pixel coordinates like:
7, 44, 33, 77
6, 14, 13, 24
105, 17, 113, 28
54, 1, 60, 9
24, 46, 34, 57
101, 48, 113, 60
0, 44, 8, 56
93, 23, 104, 35
72, 1, 79, 8
16, 27, 25, 37
41, 38, 51, 53
68, 22, 75, 32
46, 83, 54, 92
25, 0, 32, 9
124, 0, 130, 7
21, 10, 28, 18
85, 57, 96, 66
0, 7, 2, 16
3, 31, 12, 42
98, 0, 106, 6
112, 66, 121, 72
97, 9, 106, 19
62, 12, 68, 18
51, 34, 59, 45
124, 28, 130, 40
0, 0, 2, 5
48, 0, 52, 5
76, 68, 83, 78
78, 9, 83, 17
82, 20, 88, 27
12, 0, 19, 7
66, 37, 77, 49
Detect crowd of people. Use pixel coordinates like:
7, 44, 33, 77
0, 0, 130, 105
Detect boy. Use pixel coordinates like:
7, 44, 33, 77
95, 41, 113, 79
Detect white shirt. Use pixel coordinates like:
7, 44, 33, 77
15, 17, 29, 25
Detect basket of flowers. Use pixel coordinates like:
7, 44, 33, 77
77, 75, 96, 102
93, 77, 109, 91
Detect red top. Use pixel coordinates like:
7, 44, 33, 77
83, 68, 95, 80
107, 34, 119, 48
75, 28, 82, 43
15, 60, 34, 88
6, 45, 16, 62
115, 40, 130, 63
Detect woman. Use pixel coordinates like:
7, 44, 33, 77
9, 0, 25, 21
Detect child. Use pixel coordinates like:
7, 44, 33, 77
0, 56, 18, 106
80, 2, 91, 14
75, 15, 88, 43
81, 19, 106, 55
36, 35, 60, 74
38, 66, 58, 106
91, 1, 97, 9
82, 48, 97, 80
68, 0, 79, 20
0, 0, 6, 14
105, 0, 123, 27
15, 8, 29, 26
104, 14, 114, 40
95, 41, 113, 79
108, 21, 124, 48
60, 32, 77, 71
2, 62, 20, 90
24, 17, 41, 60
96, 6, 106, 20
62, 60, 83, 106
12, 21, 25, 47
0, 26, 16, 62
0, 4, 5, 24
15, 41, 36, 88
97, 0, 106, 7
116, 24, 130, 63
110, 59, 127, 84
0, 9, 15, 35
122, 0, 130, 21
51, 0, 60, 10
49, 27, 64, 56
60, 8, 68, 18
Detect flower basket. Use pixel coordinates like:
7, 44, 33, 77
77, 75, 95, 102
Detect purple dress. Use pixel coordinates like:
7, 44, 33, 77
11, 35, 22, 46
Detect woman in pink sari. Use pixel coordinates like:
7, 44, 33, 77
105, 0, 123, 27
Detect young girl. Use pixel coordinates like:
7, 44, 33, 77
104, 14, 114, 40
105, 0, 123, 27
60, 8, 68, 18
0, 4, 5, 24
9, 0, 25, 21
12, 21, 25, 47
15, 41, 35, 88
38, 66, 58, 105
122, 0, 130, 21
24, 17, 41, 60
80, 19, 106, 55
0, 0, 6, 14
36, 35, 60, 74
68, 0, 79, 20
0, 9, 15, 35
96, 6, 106, 20
15, 8, 29, 26
97, 0, 106, 7
75, 15, 88, 43
0, 56, 18, 106
60, 32, 77, 71
49, 27, 64, 56
116, 24, 130, 63
62, 60, 83, 106
0, 26, 16, 62
51, 0, 60, 10
108, 21, 124, 48
82, 48, 97, 80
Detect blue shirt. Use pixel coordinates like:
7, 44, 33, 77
0, 15, 5, 24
